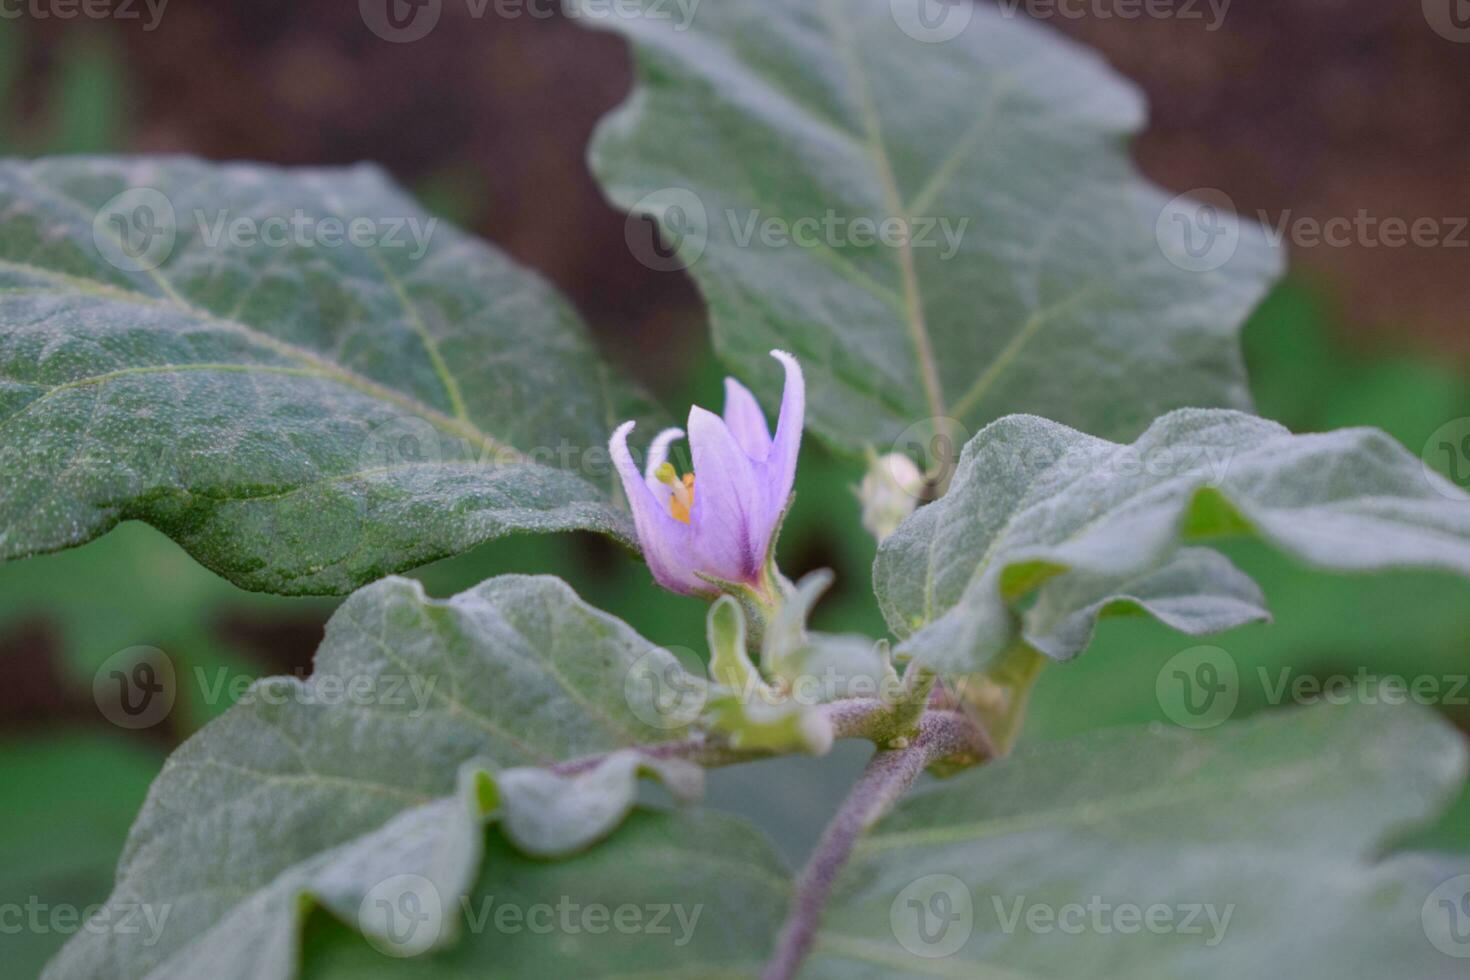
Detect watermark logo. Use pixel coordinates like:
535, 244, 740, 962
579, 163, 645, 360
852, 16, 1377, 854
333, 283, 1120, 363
359, 874, 445, 957
889, 416, 971, 499
359, 415, 449, 494
361, 0, 443, 42
0, 898, 172, 945
992, 0, 1231, 32
991, 895, 1233, 945
1423, 0, 1470, 42
93, 646, 175, 730
1258, 667, 1468, 709
890, 874, 974, 958
361, 0, 699, 44
726, 210, 969, 261
623, 648, 707, 730
193, 667, 442, 716
625, 187, 709, 273
1255, 210, 1467, 251
93, 190, 440, 271
460, 896, 703, 943
1156, 645, 1238, 730
1423, 874, 1470, 958
1156, 188, 1240, 273
1422, 418, 1470, 499
0, 0, 169, 31
194, 209, 439, 260
891, 0, 975, 43
93, 187, 176, 273
625, 190, 970, 271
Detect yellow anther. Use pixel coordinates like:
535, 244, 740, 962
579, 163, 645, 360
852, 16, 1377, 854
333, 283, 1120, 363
655, 463, 696, 524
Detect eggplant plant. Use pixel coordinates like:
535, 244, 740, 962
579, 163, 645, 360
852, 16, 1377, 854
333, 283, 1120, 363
4, 2, 1470, 978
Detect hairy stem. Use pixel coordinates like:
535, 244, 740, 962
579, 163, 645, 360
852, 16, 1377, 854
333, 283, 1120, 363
549, 697, 916, 777
761, 709, 989, 980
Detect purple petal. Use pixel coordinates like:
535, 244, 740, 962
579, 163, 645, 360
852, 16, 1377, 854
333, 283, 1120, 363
610, 422, 701, 594
722, 377, 772, 462
642, 426, 686, 506
751, 350, 805, 547
687, 406, 764, 583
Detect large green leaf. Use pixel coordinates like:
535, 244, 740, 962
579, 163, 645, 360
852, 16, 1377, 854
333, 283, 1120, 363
43, 574, 706, 979
809, 702, 1469, 978
0, 157, 656, 594
299, 809, 790, 979
267, 704, 1468, 979
581, 0, 1280, 455
1021, 284, 1470, 752
875, 409, 1470, 673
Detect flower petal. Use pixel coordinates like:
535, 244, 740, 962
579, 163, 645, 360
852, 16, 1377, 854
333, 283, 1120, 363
722, 377, 772, 462
753, 349, 805, 546
687, 405, 764, 583
642, 426, 686, 505
610, 421, 701, 594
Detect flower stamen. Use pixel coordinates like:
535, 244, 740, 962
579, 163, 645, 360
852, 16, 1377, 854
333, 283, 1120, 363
655, 461, 696, 524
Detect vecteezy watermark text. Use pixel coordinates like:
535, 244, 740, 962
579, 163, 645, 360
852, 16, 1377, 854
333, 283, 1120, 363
0, 899, 172, 946
1157, 645, 1470, 730
1156, 188, 1469, 273
0, 0, 168, 30
358, 874, 704, 957
994, 0, 1231, 32
725, 209, 969, 261
195, 667, 441, 717
461, 896, 703, 945
887, 874, 1234, 960
992, 895, 1234, 946
93, 188, 439, 273
623, 186, 972, 272
360, 0, 700, 44
193, 209, 438, 260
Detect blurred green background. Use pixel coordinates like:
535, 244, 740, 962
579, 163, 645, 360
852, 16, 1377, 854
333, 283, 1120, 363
3, 6, 1470, 975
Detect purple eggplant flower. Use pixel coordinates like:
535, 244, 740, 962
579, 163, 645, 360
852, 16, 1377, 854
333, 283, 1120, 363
610, 350, 805, 597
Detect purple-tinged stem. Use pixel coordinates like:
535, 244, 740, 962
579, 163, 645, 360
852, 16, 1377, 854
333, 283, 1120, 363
761, 710, 989, 980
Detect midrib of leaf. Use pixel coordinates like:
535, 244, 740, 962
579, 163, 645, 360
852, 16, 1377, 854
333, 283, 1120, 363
818, 0, 946, 424
364, 241, 471, 425
807, 5, 1082, 433
0, 255, 525, 464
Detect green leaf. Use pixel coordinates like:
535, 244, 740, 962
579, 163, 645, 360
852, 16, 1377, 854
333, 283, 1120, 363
811, 702, 1470, 978
580, 0, 1280, 455
875, 408, 1470, 673
495, 750, 703, 858
0, 157, 657, 595
259, 703, 1470, 979
43, 574, 705, 979
1024, 547, 1271, 660
299, 809, 790, 979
